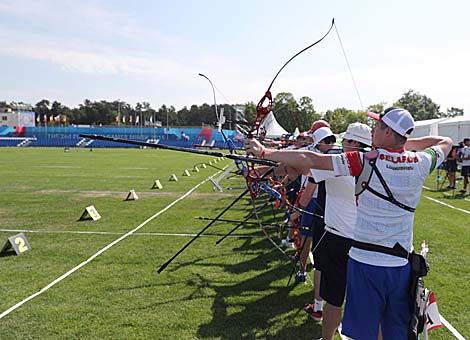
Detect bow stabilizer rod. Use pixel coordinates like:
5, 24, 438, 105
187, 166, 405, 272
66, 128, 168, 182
79, 134, 277, 167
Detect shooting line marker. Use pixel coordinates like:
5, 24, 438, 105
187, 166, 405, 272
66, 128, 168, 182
125, 189, 139, 201
0, 233, 31, 256
152, 180, 163, 189
78, 205, 101, 221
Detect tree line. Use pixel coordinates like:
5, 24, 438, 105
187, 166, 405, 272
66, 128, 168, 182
0, 89, 464, 134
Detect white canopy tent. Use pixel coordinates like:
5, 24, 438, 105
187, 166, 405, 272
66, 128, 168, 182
260, 112, 289, 139
410, 116, 470, 144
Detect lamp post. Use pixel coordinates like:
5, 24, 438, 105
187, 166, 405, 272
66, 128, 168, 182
166, 110, 169, 140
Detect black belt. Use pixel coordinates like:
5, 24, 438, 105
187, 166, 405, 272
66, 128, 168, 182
352, 240, 410, 259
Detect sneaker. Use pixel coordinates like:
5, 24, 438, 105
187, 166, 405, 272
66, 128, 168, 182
447, 186, 456, 189
281, 238, 296, 249
295, 271, 306, 284
459, 189, 467, 194
304, 303, 323, 322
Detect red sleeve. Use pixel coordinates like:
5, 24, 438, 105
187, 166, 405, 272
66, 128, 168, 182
345, 151, 363, 177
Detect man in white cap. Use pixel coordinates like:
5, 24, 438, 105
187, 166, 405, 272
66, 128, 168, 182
245, 108, 452, 339
303, 122, 371, 340
291, 126, 336, 321
282, 125, 335, 250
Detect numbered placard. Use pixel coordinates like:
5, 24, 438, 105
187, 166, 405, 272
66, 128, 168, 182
0, 233, 31, 256
78, 205, 101, 221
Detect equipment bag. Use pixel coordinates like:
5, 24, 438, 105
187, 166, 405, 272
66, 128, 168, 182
408, 252, 430, 340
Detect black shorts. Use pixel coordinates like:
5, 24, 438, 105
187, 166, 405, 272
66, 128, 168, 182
319, 231, 353, 307
462, 166, 470, 178
446, 160, 457, 172
312, 219, 326, 270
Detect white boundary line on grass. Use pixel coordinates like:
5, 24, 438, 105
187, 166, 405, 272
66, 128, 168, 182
422, 186, 470, 215
424, 196, 470, 215
0, 229, 261, 238
440, 315, 467, 340
0, 166, 227, 320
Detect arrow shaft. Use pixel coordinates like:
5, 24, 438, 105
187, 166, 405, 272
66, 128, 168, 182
79, 134, 277, 166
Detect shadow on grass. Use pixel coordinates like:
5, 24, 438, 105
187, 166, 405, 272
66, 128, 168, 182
194, 225, 319, 339
148, 195, 319, 339
0, 250, 17, 258
195, 261, 321, 340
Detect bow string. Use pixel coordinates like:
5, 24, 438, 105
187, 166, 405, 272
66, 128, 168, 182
246, 18, 336, 197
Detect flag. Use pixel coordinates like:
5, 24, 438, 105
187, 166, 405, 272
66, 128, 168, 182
150, 115, 153, 123
122, 115, 126, 123
43, 114, 47, 123
115, 116, 119, 123
54, 115, 60, 122
129, 115, 133, 123
36, 115, 39, 123
425, 291, 442, 333
135, 115, 139, 125
62, 115, 66, 123
49, 115, 53, 122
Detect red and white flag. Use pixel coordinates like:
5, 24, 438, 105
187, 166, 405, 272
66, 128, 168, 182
423, 290, 443, 340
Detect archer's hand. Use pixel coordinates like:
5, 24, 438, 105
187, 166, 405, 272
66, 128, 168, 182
289, 210, 301, 224
244, 138, 264, 157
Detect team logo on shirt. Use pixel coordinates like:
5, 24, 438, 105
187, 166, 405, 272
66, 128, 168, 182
379, 154, 419, 163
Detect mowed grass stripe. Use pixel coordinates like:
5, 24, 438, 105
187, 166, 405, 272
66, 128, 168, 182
0, 162, 227, 320
0, 228, 262, 238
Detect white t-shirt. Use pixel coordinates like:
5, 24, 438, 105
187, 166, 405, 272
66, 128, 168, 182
460, 146, 470, 166
310, 169, 356, 239
332, 147, 445, 267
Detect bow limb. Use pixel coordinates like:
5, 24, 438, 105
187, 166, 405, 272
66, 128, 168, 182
246, 18, 335, 196
253, 18, 336, 137
199, 72, 247, 173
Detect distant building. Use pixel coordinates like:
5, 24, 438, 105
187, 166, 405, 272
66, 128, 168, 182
0, 102, 36, 127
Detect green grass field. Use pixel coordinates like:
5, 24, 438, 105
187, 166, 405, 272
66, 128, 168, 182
0, 147, 468, 340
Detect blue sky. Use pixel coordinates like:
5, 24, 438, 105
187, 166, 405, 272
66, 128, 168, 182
1, 0, 469, 116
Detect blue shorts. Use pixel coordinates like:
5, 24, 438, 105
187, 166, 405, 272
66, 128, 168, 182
299, 198, 317, 237
342, 258, 411, 340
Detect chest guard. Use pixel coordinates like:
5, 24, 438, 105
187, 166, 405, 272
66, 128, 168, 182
355, 150, 378, 196
355, 149, 416, 213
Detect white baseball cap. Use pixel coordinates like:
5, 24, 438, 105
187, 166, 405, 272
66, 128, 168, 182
367, 108, 415, 137
312, 127, 334, 147
342, 123, 372, 146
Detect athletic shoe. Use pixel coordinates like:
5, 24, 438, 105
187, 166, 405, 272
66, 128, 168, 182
459, 189, 467, 194
304, 303, 323, 322
447, 186, 456, 189
295, 271, 306, 284
281, 238, 296, 249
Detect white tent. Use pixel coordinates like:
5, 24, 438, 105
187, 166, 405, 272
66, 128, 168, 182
260, 112, 289, 139
410, 116, 470, 144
